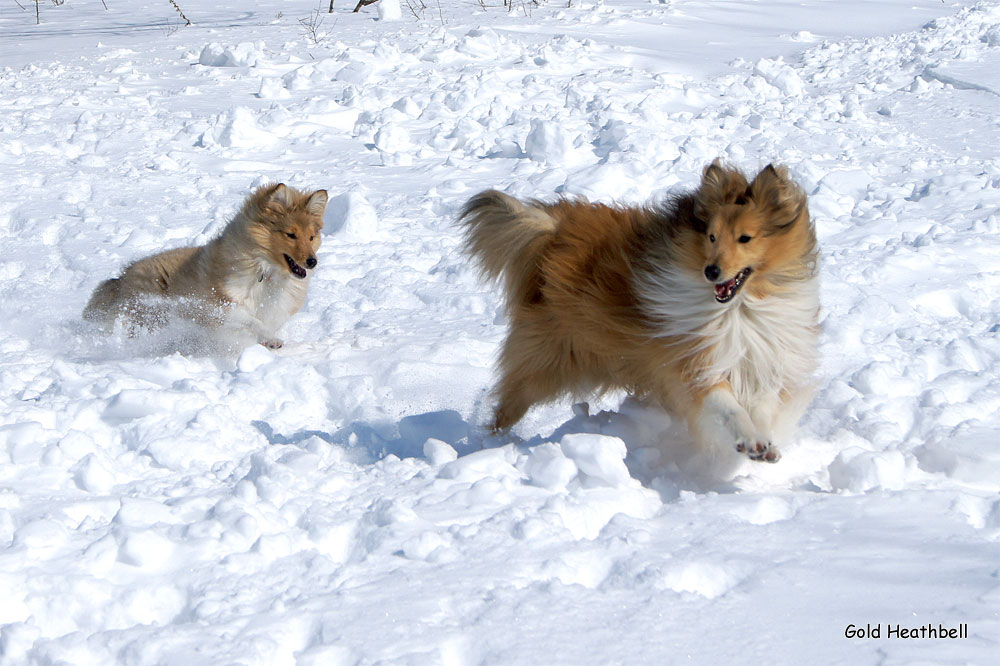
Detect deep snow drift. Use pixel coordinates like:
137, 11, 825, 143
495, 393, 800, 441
0, 1, 998, 664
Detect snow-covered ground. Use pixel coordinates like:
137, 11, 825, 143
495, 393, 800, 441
1, 0, 999, 663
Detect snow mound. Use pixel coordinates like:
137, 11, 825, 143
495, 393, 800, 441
324, 190, 382, 242
660, 560, 748, 599
524, 118, 588, 165
198, 106, 274, 148
236, 345, 275, 372
828, 448, 908, 493
752, 57, 806, 96
198, 41, 264, 67
559, 433, 633, 488
458, 28, 504, 58
524, 442, 578, 490
378, 0, 403, 22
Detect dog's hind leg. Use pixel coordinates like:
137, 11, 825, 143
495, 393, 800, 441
492, 372, 565, 432
491, 324, 576, 432
82, 278, 124, 328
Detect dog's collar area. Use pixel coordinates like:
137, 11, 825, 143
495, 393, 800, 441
284, 254, 308, 279
714, 267, 752, 303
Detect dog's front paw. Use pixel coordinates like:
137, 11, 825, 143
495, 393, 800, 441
736, 440, 780, 463
261, 338, 284, 350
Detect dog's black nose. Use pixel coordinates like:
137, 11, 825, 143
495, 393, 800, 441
704, 265, 721, 282
305, 257, 317, 269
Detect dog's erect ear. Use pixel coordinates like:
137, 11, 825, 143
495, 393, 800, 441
695, 159, 749, 221
700, 159, 728, 193
749, 164, 793, 202
749, 164, 806, 233
266, 183, 293, 209
306, 190, 328, 218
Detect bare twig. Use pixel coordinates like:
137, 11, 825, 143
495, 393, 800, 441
167, 0, 191, 26
404, 0, 427, 19
353, 0, 378, 12
298, 8, 326, 46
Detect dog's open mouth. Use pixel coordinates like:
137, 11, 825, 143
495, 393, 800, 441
284, 254, 307, 279
715, 267, 752, 303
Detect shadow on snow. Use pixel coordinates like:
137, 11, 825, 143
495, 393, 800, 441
252, 398, 758, 499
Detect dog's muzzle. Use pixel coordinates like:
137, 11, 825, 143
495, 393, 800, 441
714, 267, 752, 303
284, 254, 308, 279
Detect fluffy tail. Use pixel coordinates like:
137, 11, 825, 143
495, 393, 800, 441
459, 190, 557, 310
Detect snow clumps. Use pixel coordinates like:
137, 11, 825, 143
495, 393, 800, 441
198, 41, 264, 67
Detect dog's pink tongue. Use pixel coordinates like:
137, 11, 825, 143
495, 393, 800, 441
715, 280, 733, 299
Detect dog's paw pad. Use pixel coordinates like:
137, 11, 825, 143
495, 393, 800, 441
737, 440, 780, 463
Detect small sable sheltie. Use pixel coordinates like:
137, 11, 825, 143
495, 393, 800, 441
460, 161, 819, 462
84, 183, 328, 349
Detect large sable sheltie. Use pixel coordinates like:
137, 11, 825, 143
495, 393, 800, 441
84, 183, 328, 349
460, 161, 819, 462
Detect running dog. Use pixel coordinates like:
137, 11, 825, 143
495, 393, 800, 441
84, 183, 328, 350
460, 161, 818, 462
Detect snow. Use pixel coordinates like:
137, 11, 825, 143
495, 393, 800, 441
378, 0, 403, 23
1, 0, 999, 664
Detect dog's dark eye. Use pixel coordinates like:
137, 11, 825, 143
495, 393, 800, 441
709, 234, 716, 243
286, 232, 297, 240
738, 235, 752, 243
309, 235, 314, 241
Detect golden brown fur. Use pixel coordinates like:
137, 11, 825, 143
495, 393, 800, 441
461, 161, 819, 463
84, 183, 328, 349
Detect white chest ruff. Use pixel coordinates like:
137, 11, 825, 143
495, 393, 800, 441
224, 265, 306, 335
640, 268, 819, 407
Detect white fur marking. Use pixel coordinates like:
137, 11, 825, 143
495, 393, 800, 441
637, 264, 819, 414
223, 258, 308, 340
695, 386, 761, 447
